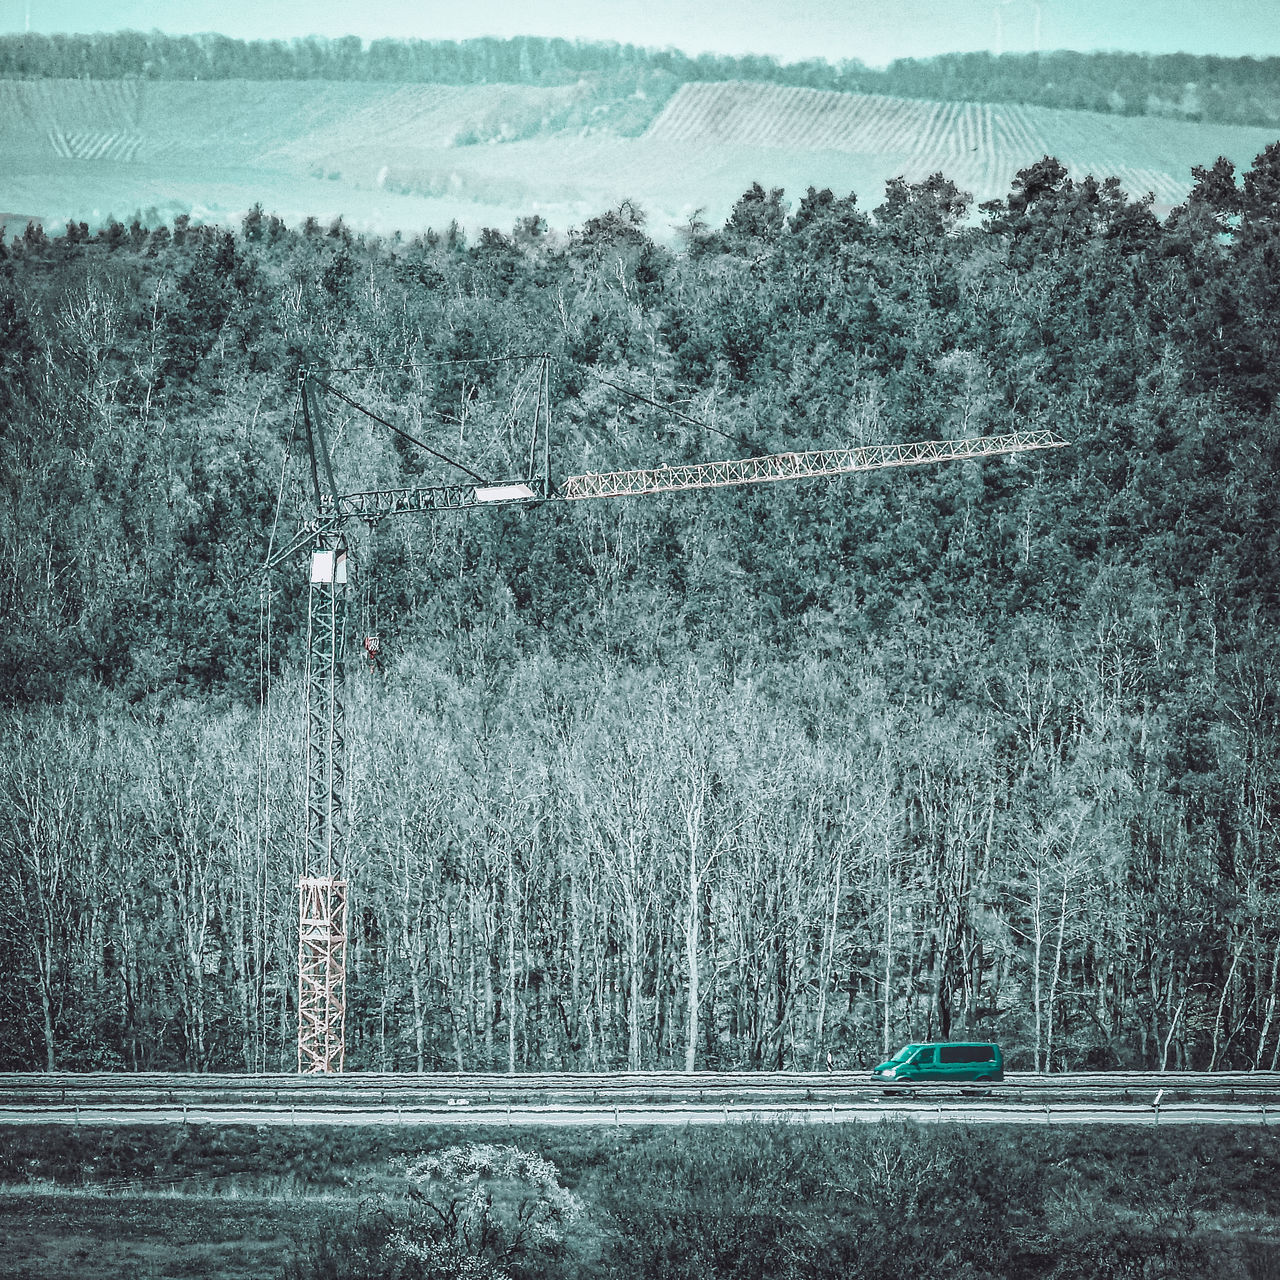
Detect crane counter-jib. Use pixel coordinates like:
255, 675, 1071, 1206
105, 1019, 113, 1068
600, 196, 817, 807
334, 430, 1069, 518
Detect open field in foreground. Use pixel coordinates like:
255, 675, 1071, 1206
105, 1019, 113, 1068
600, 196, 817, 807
0, 1192, 325, 1280
1, 77, 1277, 238
2, 1122, 1279, 1279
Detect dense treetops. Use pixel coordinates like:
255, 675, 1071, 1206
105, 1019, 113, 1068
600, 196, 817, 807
2, 147, 1278, 706
0, 31, 1277, 128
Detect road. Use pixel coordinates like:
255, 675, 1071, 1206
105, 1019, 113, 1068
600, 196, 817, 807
2, 1071, 1278, 1127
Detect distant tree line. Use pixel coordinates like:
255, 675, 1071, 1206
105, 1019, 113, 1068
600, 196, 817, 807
0, 31, 1277, 128
886, 49, 1280, 124
0, 145, 1278, 1074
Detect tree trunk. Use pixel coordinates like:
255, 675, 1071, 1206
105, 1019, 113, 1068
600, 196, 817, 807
1255, 936, 1280, 1069
40, 934, 56, 1071
627, 900, 641, 1071
684, 861, 699, 1073
506, 855, 517, 1075
1209, 939, 1243, 1071
883, 830, 894, 1057
1045, 869, 1071, 1072
812, 847, 841, 1069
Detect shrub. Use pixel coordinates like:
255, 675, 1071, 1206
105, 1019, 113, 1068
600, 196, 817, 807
282, 1141, 587, 1280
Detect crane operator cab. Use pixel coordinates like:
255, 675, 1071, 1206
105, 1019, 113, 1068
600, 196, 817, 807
872, 1042, 1003, 1089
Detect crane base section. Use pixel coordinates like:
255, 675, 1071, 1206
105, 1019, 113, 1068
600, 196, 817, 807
298, 876, 348, 1074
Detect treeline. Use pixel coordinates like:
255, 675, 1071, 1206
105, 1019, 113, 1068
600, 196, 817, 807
0, 31, 1277, 127
1, 147, 1278, 1074
889, 49, 1280, 124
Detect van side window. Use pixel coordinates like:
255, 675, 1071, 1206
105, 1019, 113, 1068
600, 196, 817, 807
911, 1048, 934, 1064
939, 1044, 995, 1064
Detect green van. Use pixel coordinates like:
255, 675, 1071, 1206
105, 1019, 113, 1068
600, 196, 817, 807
872, 1042, 1003, 1086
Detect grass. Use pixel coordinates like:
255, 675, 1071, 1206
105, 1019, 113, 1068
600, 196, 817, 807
1, 1122, 1279, 1278
0, 1189, 335, 1280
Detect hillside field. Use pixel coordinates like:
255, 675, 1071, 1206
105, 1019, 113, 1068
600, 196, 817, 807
1, 77, 1277, 238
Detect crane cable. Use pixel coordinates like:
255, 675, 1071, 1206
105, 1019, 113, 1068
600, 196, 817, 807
584, 369, 758, 455
300, 358, 773, 510
312, 358, 759, 481
257, 400, 297, 1072
310, 375, 485, 483
263, 393, 296, 570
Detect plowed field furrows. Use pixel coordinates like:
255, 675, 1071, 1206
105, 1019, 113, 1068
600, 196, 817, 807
49, 130, 145, 162
0, 79, 142, 148
0, 79, 579, 168
645, 81, 1280, 206
256, 82, 584, 168
993, 105, 1047, 162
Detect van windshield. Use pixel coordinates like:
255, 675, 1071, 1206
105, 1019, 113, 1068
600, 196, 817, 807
888, 1044, 918, 1063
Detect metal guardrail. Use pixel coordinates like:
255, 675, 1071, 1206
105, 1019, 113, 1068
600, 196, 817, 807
2, 1070, 1279, 1110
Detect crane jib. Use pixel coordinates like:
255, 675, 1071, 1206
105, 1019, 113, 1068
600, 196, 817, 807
335, 430, 1068, 517
557, 431, 1067, 500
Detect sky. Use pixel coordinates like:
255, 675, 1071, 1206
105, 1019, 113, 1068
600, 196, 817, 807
1, 0, 1277, 66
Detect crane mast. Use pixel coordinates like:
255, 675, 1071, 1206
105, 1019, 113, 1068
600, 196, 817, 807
290, 365, 1067, 1072
296, 379, 351, 1072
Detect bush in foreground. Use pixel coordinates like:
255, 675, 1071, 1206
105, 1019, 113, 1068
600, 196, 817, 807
283, 1142, 587, 1280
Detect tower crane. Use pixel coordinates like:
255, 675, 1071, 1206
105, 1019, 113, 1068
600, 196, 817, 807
280, 355, 1067, 1073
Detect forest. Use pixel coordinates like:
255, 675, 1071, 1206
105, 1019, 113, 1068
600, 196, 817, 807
1, 144, 1278, 1076
0, 31, 1277, 128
